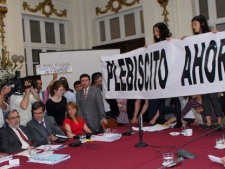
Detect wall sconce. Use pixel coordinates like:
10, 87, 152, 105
0, 46, 25, 72
157, 0, 169, 26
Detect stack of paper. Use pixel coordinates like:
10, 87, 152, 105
36, 144, 63, 150
91, 133, 121, 142
132, 123, 176, 132
28, 153, 70, 165
0, 154, 13, 163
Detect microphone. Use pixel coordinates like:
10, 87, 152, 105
177, 124, 224, 159
134, 115, 148, 147
158, 157, 184, 169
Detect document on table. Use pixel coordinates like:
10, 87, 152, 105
208, 155, 222, 164
36, 144, 63, 150
0, 155, 13, 163
15, 150, 41, 157
132, 123, 176, 132
54, 134, 68, 139
91, 133, 122, 142
28, 153, 70, 165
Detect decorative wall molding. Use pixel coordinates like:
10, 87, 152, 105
157, 0, 169, 26
22, 0, 67, 17
0, 0, 7, 46
0, 0, 6, 4
96, 0, 140, 15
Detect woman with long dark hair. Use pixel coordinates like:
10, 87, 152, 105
181, 15, 224, 129
46, 80, 67, 126
153, 22, 172, 43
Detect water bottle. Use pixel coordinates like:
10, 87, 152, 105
181, 124, 186, 134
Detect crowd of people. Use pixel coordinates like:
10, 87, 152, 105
0, 14, 225, 165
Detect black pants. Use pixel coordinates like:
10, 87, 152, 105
202, 93, 223, 118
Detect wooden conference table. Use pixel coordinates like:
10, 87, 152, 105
1, 125, 225, 169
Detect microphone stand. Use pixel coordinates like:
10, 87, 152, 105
177, 124, 223, 159
135, 115, 148, 147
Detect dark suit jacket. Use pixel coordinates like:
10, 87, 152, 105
26, 116, 66, 145
0, 125, 39, 154
76, 86, 106, 131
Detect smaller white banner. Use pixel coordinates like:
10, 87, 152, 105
36, 63, 72, 75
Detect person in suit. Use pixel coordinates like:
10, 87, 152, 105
0, 109, 39, 154
76, 74, 107, 132
92, 72, 120, 119
27, 101, 66, 146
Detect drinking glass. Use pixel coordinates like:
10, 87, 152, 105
44, 145, 52, 155
163, 153, 173, 165
79, 134, 86, 143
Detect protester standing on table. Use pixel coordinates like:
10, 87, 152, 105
181, 15, 224, 129
144, 22, 182, 127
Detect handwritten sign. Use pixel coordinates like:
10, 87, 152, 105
36, 63, 72, 75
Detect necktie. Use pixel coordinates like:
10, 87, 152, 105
84, 89, 87, 100
17, 128, 32, 146
41, 121, 45, 127
40, 121, 49, 134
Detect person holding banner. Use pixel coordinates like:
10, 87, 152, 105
134, 22, 173, 125
131, 99, 148, 123
152, 22, 172, 43
148, 97, 182, 127
181, 95, 218, 126
181, 15, 224, 129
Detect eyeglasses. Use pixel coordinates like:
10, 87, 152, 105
9, 116, 20, 120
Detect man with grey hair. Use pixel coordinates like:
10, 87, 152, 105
0, 109, 39, 154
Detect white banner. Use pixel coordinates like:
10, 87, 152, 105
36, 62, 72, 75
100, 32, 225, 99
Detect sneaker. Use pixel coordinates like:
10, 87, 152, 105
201, 125, 212, 130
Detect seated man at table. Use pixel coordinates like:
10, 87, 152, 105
0, 109, 39, 154
27, 101, 66, 145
